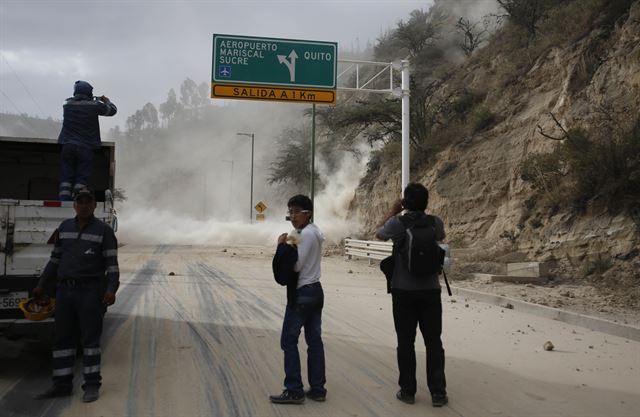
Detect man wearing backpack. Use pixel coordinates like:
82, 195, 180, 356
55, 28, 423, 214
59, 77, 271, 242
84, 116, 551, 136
376, 183, 448, 407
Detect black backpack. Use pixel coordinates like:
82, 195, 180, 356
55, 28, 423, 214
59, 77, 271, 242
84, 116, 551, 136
398, 214, 445, 277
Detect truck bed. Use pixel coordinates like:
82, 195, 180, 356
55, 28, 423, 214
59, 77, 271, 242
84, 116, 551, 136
0, 136, 114, 201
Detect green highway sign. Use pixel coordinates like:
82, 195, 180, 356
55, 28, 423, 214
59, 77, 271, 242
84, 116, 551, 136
212, 34, 337, 89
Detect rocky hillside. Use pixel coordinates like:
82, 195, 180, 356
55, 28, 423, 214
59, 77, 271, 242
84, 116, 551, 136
353, 0, 640, 299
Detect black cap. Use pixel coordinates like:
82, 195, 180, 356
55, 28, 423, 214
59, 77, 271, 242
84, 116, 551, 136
73, 187, 95, 201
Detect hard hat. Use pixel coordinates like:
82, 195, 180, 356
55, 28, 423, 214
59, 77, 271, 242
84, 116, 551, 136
19, 297, 56, 321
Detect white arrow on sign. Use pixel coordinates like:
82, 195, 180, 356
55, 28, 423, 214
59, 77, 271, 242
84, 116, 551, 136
277, 50, 298, 82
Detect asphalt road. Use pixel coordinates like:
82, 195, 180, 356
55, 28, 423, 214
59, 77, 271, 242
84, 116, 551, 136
1, 245, 639, 417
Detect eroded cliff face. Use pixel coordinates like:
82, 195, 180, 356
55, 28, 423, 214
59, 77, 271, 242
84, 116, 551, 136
354, 2, 640, 273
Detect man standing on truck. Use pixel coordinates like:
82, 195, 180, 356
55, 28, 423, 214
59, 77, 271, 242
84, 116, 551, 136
32, 187, 119, 403
58, 80, 117, 201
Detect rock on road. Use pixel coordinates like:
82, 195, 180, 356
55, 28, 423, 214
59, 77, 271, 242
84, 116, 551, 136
1, 245, 639, 417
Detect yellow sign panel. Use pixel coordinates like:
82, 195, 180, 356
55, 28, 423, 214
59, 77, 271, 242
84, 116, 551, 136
212, 83, 335, 104
256, 213, 265, 221
255, 201, 267, 213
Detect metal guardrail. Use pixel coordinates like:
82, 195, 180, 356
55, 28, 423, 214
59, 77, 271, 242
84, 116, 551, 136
344, 238, 452, 269
344, 239, 392, 263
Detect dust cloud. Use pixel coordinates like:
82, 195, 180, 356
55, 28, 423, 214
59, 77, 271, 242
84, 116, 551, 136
116, 101, 367, 247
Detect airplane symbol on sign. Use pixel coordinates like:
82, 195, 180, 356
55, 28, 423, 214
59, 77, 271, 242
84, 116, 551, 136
219, 66, 231, 77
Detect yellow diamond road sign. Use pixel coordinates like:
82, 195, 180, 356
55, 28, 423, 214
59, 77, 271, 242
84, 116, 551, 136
255, 201, 267, 213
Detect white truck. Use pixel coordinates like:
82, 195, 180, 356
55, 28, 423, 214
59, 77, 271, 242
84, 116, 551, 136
0, 136, 117, 338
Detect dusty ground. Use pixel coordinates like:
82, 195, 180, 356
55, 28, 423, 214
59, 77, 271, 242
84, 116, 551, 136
326, 242, 640, 326
1, 244, 639, 417
442, 258, 640, 327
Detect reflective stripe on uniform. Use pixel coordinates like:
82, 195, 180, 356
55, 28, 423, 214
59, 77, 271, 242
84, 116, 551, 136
106, 266, 119, 273
59, 232, 78, 239
60, 182, 73, 188
103, 249, 118, 257
84, 347, 101, 356
53, 367, 74, 376
66, 100, 101, 107
52, 348, 76, 358
80, 234, 103, 243
83, 365, 100, 374
59, 190, 72, 196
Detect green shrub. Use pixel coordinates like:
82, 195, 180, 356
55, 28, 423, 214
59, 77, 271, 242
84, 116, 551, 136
582, 255, 612, 276
470, 106, 496, 132
521, 118, 640, 211
520, 151, 564, 191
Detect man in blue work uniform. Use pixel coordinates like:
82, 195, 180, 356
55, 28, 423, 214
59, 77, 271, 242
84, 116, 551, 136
58, 80, 117, 200
33, 188, 119, 403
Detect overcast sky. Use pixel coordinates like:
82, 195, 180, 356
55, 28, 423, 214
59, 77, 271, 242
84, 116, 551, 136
0, 0, 435, 131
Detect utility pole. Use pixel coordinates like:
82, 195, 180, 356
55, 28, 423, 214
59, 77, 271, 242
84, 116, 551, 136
223, 159, 234, 220
236, 132, 254, 224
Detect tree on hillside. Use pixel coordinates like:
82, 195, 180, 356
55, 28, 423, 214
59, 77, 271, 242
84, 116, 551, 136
497, 0, 548, 38
455, 17, 488, 57
268, 126, 315, 189
198, 81, 210, 106
159, 88, 179, 124
392, 8, 444, 58
141, 102, 159, 129
125, 110, 143, 134
179, 78, 199, 108
108, 125, 123, 140
321, 6, 456, 149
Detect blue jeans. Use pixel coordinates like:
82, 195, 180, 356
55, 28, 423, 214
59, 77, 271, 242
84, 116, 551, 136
59, 144, 94, 200
280, 283, 326, 396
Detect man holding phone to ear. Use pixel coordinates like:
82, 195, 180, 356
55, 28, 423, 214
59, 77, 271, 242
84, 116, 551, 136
376, 183, 449, 408
270, 194, 327, 405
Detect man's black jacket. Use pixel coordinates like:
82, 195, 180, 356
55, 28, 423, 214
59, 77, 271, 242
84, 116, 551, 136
272, 243, 299, 307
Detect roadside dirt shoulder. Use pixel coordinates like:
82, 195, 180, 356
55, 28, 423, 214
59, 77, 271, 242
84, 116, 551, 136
322, 248, 639, 327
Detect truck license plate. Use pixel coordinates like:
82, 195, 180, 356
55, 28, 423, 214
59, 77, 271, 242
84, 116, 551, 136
0, 292, 28, 309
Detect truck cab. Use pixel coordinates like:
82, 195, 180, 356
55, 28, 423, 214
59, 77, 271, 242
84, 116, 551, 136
0, 136, 116, 337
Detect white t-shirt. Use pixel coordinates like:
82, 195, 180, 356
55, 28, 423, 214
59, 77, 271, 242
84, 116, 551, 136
293, 223, 324, 288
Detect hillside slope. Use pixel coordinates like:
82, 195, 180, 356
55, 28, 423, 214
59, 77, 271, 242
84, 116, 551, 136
353, 1, 640, 301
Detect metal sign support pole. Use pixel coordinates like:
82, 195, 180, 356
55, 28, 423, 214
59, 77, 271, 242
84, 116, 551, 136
401, 60, 410, 192
250, 133, 255, 224
311, 104, 316, 212
337, 58, 411, 195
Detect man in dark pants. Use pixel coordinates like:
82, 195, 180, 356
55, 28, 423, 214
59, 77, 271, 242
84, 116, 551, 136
376, 183, 448, 407
33, 188, 119, 403
58, 80, 117, 200
270, 195, 327, 404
